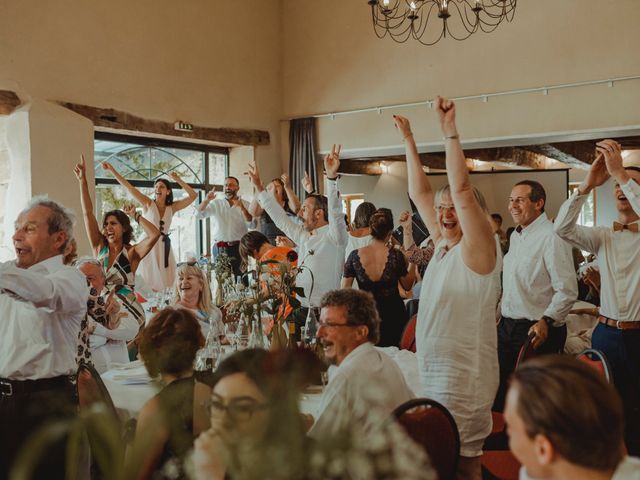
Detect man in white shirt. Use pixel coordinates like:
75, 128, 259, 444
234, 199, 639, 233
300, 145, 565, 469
495, 180, 578, 411
308, 289, 414, 438
554, 140, 640, 455
246, 145, 348, 336
0, 197, 88, 480
505, 355, 640, 480
76, 258, 138, 373
196, 176, 252, 277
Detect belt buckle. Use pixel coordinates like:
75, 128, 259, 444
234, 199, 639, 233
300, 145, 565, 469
0, 380, 13, 396
616, 320, 623, 330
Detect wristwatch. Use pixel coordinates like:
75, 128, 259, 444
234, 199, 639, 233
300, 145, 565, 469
542, 316, 555, 327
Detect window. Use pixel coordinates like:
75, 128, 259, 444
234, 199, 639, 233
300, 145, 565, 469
341, 194, 365, 226
94, 134, 228, 260
568, 184, 595, 227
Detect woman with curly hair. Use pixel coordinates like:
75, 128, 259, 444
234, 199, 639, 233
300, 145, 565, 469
132, 307, 205, 479
74, 155, 161, 325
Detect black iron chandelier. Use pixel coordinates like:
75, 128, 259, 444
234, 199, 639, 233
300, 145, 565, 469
368, 0, 517, 45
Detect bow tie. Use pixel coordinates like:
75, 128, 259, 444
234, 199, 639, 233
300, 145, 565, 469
613, 222, 639, 233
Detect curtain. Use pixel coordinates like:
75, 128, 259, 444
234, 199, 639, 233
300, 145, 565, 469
288, 117, 318, 199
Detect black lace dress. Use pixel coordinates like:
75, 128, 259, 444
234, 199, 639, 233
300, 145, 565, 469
344, 248, 409, 347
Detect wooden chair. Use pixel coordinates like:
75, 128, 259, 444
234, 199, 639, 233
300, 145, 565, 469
481, 450, 521, 480
393, 398, 460, 480
399, 315, 417, 352
576, 348, 613, 384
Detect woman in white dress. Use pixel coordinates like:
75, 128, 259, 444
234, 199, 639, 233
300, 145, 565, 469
103, 162, 198, 291
395, 97, 501, 480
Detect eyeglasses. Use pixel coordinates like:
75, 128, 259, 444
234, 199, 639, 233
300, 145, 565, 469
205, 397, 270, 422
434, 204, 456, 213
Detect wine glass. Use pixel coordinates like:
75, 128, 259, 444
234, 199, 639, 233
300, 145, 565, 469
224, 321, 239, 351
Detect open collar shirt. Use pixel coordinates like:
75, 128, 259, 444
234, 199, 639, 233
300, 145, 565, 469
195, 197, 250, 243
308, 342, 414, 439
501, 213, 577, 324
258, 178, 348, 307
554, 179, 640, 323
0, 255, 88, 379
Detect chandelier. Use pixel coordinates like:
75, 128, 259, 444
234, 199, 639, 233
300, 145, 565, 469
368, 0, 517, 45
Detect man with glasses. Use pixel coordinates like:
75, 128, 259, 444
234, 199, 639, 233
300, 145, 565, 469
308, 289, 414, 438
494, 180, 577, 411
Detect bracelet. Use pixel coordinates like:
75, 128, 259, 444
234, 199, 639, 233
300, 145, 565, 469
443, 134, 459, 140
134, 212, 141, 223
308, 190, 316, 195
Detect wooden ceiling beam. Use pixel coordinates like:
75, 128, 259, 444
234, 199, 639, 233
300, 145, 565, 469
340, 159, 383, 175
59, 101, 270, 147
0, 91, 21, 115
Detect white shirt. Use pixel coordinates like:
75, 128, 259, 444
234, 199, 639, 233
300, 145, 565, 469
501, 213, 577, 324
89, 299, 139, 373
344, 233, 372, 261
308, 342, 414, 439
554, 180, 640, 323
258, 179, 348, 307
0, 255, 88, 379
519, 456, 640, 480
195, 197, 249, 242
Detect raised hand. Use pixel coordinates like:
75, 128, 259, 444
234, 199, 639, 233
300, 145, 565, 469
435, 96, 457, 136
245, 160, 264, 191
399, 210, 412, 229
206, 190, 216, 201
393, 115, 413, 140
581, 152, 610, 193
302, 171, 314, 194
596, 139, 625, 179
280, 173, 290, 187
74, 154, 87, 182
101, 161, 115, 173
168, 171, 182, 182
122, 204, 137, 218
230, 196, 243, 208
324, 144, 341, 179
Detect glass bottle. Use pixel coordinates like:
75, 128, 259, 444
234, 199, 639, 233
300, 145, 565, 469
248, 316, 266, 349
303, 306, 319, 346
287, 321, 297, 349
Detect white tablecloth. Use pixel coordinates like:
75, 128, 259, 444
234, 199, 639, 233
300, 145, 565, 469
102, 347, 421, 418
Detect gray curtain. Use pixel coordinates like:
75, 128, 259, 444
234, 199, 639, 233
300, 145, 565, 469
288, 117, 318, 199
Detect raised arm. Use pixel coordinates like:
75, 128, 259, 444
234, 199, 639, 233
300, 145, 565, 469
393, 115, 440, 246
324, 144, 349, 247
102, 161, 152, 209
231, 196, 253, 222
554, 154, 608, 253
436, 97, 496, 275
168, 171, 198, 212
246, 160, 308, 246
598, 139, 640, 217
302, 171, 315, 196
74, 155, 104, 253
195, 190, 220, 219
281, 174, 302, 213
124, 204, 161, 271
248, 196, 264, 218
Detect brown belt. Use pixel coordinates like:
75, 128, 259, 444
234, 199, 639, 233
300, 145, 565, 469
598, 315, 640, 330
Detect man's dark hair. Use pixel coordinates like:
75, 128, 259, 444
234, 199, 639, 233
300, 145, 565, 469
308, 194, 328, 221
512, 355, 625, 471
353, 202, 377, 229
514, 180, 546, 213
320, 289, 380, 344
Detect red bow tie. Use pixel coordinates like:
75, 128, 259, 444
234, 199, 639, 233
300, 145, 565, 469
613, 222, 639, 233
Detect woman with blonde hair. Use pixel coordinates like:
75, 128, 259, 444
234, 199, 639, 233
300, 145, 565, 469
173, 262, 223, 335
396, 97, 500, 480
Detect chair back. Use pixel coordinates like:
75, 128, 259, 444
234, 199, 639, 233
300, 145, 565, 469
516, 332, 537, 366
577, 348, 613, 384
76, 363, 119, 421
393, 398, 459, 480
399, 315, 417, 352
